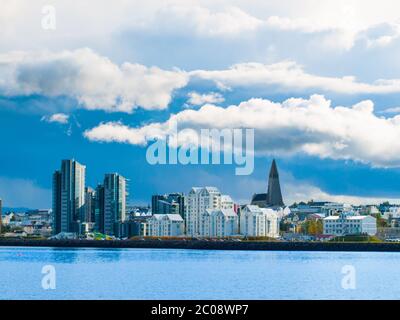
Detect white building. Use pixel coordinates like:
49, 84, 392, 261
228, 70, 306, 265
323, 214, 377, 236
148, 214, 184, 237
186, 187, 222, 236
322, 202, 353, 216
382, 206, 400, 220
221, 195, 234, 210
199, 209, 238, 237
239, 205, 280, 238
2, 213, 14, 225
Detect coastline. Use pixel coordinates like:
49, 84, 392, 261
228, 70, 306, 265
1, 239, 400, 252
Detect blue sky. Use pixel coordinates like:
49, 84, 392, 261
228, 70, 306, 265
2, 0, 400, 208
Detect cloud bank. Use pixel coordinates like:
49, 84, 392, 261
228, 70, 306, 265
5, 49, 400, 117
0, 48, 188, 113
191, 61, 400, 94
84, 95, 400, 167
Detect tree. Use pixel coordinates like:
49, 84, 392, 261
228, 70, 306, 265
304, 219, 323, 235
373, 213, 388, 228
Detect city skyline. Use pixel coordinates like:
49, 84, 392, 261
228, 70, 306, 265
3, 1, 400, 209
2, 157, 400, 210
3, 0, 400, 305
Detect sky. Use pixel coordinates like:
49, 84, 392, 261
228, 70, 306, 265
1, 0, 400, 208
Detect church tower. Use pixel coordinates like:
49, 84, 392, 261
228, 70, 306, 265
251, 159, 285, 208
266, 159, 284, 207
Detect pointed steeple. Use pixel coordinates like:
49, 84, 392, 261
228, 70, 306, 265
266, 159, 284, 207
269, 159, 279, 179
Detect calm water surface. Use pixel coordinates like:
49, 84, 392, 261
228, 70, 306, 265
1, 247, 399, 300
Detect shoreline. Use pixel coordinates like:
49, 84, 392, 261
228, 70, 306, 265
1, 239, 400, 252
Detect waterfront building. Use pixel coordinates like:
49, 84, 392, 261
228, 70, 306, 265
186, 187, 222, 237
94, 184, 105, 233
52, 159, 86, 234
148, 214, 184, 237
24, 209, 51, 225
20, 209, 52, 237
124, 216, 150, 237
240, 205, 280, 238
221, 195, 234, 210
103, 173, 127, 237
84, 187, 96, 223
323, 214, 377, 236
251, 159, 284, 209
152, 193, 185, 218
152, 195, 166, 214
290, 201, 353, 218
52, 170, 62, 234
199, 209, 238, 237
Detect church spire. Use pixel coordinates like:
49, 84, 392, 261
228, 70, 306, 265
266, 159, 284, 207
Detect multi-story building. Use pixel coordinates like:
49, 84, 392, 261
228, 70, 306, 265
24, 209, 51, 224
152, 193, 185, 218
221, 195, 234, 210
52, 159, 86, 234
321, 203, 353, 217
199, 209, 238, 237
84, 187, 96, 224
94, 184, 105, 233
186, 187, 222, 237
240, 205, 280, 238
148, 214, 184, 237
52, 170, 62, 234
0, 198, 2, 234
323, 214, 377, 236
124, 216, 150, 237
103, 173, 127, 237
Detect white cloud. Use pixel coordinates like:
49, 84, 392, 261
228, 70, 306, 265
6, 49, 400, 114
382, 107, 400, 114
359, 22, 400, 48
41, 113, 69, 124
0, 48, 188, 113
83, 121, 166, 146
2, 1, 400, 67
153, 6, 264, 37
187, 92, 225, 106
122, 4, 400, 49
84, 94, 400, 168
190, 61, 400, 95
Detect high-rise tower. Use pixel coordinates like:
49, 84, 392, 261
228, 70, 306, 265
52, 159, 86, 234
103, 173, 127, 236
